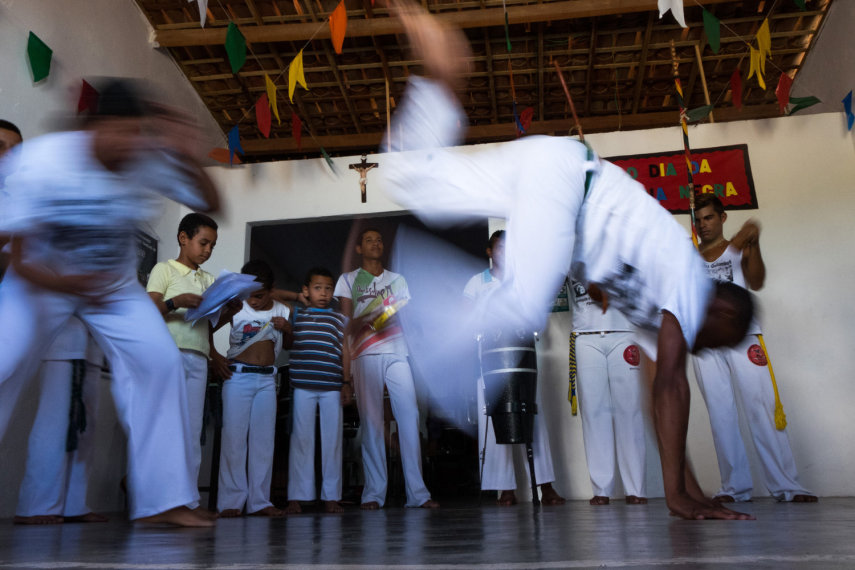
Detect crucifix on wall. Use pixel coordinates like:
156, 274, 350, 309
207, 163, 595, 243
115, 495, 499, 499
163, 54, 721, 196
349, 154, 378, 203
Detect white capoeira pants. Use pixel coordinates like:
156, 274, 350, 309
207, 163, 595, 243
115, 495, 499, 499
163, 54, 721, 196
181, 349, 209, 508
693, 334, 810, 501
575, 332, 647, 498
217, 370, 277, 513
353, 353, 431, 507
288, 388, 343, 502
0, 270, 197, 519
476, 375, 556, 491
16, 359, 101, 517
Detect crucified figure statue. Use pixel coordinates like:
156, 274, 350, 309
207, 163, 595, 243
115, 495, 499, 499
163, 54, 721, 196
349, 154, 379, 203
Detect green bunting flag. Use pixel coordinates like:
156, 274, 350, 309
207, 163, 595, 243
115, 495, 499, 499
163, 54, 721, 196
794, 0, 807, 10
321, 147, 338, 176
27, 32, 53, 82
787, 95, 821, 115
225, 22, 247, 74
686, 105, 714, 122
702, 10, 721, 54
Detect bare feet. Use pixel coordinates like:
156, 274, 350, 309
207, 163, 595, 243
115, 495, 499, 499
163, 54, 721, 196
540, 483, 566, 506
625, 496, 648, 505
285, 501, 302, 514
248, 506, 284, 517
668, 493, 754, 520
64, 512, 109, 523
360, 501, 381, 510
791, 494, 818, 503
217, 509, 243, 518
497, 491, 517, 507
712, 494, 736, 504
190, 507, 218, 521
419, 499, 440, 509
589, 496, 610, 506
137, 506, 215, 527
13, 515, 63, 525
324, 501, 344, 513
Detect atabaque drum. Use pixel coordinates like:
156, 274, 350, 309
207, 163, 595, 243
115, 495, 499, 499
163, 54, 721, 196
480, 329, 538, 445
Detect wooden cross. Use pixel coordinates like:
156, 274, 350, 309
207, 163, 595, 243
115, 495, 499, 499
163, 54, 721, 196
349, 154, 379, 203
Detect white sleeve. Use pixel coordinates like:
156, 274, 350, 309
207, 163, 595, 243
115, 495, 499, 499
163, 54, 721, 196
381, 76, 466, 153
334, 273, 352, 300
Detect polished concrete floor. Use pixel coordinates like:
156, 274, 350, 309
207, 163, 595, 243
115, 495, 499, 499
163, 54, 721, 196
1, 498, 855, 569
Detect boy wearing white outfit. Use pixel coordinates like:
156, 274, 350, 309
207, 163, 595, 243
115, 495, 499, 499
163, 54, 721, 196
463, 230, 564, 506
571, 280, 647, 506
0, 81, 220, 527
147, 213, 229, 509
217, 260, 290, 517
693, 195, 815, 503
15, 317, 107, 525
334, 228, 438, 510
286, 267, 352, 514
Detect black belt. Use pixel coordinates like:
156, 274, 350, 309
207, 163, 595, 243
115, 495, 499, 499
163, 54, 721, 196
228, 363, 276, 375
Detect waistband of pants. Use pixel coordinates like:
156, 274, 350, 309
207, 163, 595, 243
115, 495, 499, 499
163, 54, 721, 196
572, 330, 628, 337
228, 363, 277, 375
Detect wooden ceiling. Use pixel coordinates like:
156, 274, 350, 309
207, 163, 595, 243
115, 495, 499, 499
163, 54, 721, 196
137, 0, 832, 162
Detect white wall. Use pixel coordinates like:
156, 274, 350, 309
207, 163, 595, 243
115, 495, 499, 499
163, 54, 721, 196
0, 0, 225, 517
199, 110, 855, 500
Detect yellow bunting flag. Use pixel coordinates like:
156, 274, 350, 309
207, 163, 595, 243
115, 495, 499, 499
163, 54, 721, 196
748, 46, 766, 90
265, 74, 280, 124
757, 19, 772, 60
329, 0, 347, 55
289, 50, 307, 103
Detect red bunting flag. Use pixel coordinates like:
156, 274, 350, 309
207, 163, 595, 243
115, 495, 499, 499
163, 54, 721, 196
77, 80, 99, 114
329, 1, 347, 55
775, 73, 793, 114
208, 148, 242, 164
730, 69, 743, 110
292, 112, 302, 151
256, 93, 272, 138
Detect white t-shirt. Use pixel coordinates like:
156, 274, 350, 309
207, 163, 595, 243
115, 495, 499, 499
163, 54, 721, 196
334, 268, 410, 358
569, 279, 633, 333
227, 300, 291, 361
463, 268, 501, 301
704, 245, 761, 335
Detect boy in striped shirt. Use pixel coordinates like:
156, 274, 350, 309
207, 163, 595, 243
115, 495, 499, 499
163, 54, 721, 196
286, 267, 352, 513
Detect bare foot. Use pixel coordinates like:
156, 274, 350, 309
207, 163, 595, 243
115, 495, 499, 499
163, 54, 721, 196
285, 501, 302, 514
419, 499, 440, 509
497, 491, 517, 506
589, 496, 610, 506
791, 494, 818, 503
217, 509, 243, 518
324, 501, 344, 513
248, 506, 284, 517
137, 506, 215, 527
64, 512, 109, 523
625, 496, 648, 505
190, 507, 218, 521
712, 494, 736, 504
361, 501, 381, 510
668, 493, 754, 520
540, 483, 565, 506
13, 515, 63, 525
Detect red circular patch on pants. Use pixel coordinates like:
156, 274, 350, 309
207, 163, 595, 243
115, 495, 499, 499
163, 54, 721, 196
623, 345, 640, 366
747, 344, 767, 366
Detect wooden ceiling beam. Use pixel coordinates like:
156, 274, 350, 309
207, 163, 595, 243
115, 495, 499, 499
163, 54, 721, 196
240, 103, 779, 155
154, 0, 737, 47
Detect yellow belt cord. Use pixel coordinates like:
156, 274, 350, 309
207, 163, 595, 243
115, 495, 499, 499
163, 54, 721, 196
758, 334, 787, 430
568, 333, 578, 415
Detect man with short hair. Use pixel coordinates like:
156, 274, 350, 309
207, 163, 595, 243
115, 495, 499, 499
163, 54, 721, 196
693, 194, 815, 503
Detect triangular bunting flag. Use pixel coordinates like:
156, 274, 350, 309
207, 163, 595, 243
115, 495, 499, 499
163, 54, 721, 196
686, 105, 714, 122
703, 9, 721, 54
291, 112, 302, 151
77, 80, 99, 114
225, 22, 247, 74
748, 47, 766, 90
329, 1, 347, 55
227, 125, 244, 164
794, 0, 806, 10
265, 74, 280, 124
843, 91, 854, 131
730, 68, 743, 110
27, 32, 53, 83
658, 0, 686, 28
787, 95, 821, 115
321, 147, 338, 176
208, 148, 241, 164
757, 19, 772, 69
188, 0, 208, 27
256, 93, 272, 138
775, 73, 793, 114
289, 50, 308, 103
